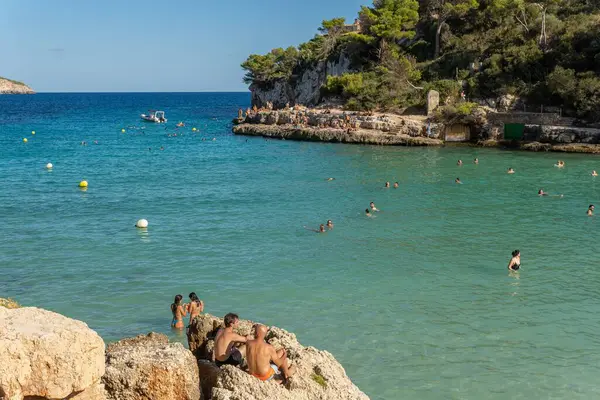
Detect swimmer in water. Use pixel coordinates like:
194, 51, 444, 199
326, 220, 334, 229
457, 160, 463, 166
588, 205, 595, 216
507, 168, 515, 174
592, 170, 598, 177
508, 250, 521, 271
160, 146, 164, 151
370, 202, 380, 212
326, 177, 336, 181
455, 177, 462, 184
538, 189, 547, 196
393, 182, 399, 188
474, 158, 479, 164
187, 292, 204, 325
555, 160, 565, 168
365, 208, 373, 217
385, 182, 390, 188
170, 294, 187, 330
304, 224, 326, 233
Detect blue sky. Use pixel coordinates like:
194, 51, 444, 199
0, 0, 367, 92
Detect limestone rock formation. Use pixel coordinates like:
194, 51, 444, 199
103, 332, 200, 400
251, 53, 352, 109
0, 78, 35, 94
188, 314, 369, 400
0, 307, 105, 400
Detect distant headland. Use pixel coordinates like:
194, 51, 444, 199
0, 77, 35, 94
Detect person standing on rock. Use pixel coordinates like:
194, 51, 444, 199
214, 313, 252, 368
187, 292, 204, 325
247, 324, 296, 383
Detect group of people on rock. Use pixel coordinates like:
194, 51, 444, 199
170, 301, 296, 384
213, 313, 295, 383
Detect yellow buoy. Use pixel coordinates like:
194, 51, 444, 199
79, 180, 88, 188
23, 138, 28, 143
192, 127, 197, 132
31, 131, 36, 135
121, 129, 126, 133
46, 163, 53, 169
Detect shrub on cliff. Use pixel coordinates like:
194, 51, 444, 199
0, 298, 20, 308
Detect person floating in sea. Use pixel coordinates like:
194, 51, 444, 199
385, 182, 390, 188
507, 168, 515, 174
508, 250, 521, 271
587, 205, 595, 216
455, 177, 462, 184
246, 324, 296, 383
538, 189, 547, 196
555, 160, 565, 168
326, 220, 334, 229
474, 158, 479, 164
187, 292, 204, 325
176, 122, 185, 127
592, 170, 598, 177
457, 160, 463, 166
214, 313, 252, 367
170, 294, 187, 330
365, 208, 373, 217
326, 177, 335, 181
393, 182, 399, 188
370, 202, 380, 212
304, 224, 326, 233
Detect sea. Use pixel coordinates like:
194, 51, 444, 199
1, 93, 600, 400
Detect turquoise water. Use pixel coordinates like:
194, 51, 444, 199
2, 93, 600, 399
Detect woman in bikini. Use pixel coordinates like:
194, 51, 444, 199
170, 294, 187, 329
508, 250, 521, 271
187, 292, 204, 325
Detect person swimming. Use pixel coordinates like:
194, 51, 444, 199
304, 224, 326, 233
592, 170, 598, 177
385, 182, 390, 188
370, 202, 380, 211
555, 160, 565, 168
507, 168, 515, 174
457, 160, 463, 166
326, 177, 336, 181
538, 189, 547, 196
171, 294, 187, 329
365, 208, 373, 217
326, 220, 333, 229
508, 250, 521, 271
474, 158, 479, 164
393, 182, 399, 188
455, 178, 462, 184
588, 205, 595, 216
187, 292, 204, 325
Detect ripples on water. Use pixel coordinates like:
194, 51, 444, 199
1, 93, 600, 399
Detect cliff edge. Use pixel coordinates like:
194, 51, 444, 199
0, 77, 35, 94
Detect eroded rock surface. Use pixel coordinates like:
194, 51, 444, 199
0, 307, 105, 400
103, 332, 200, 400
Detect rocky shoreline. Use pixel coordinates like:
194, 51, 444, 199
233, 108, 600, 153
0, 302, 368, 400
0, 77, 34, 94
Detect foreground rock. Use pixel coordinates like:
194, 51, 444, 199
103, 332, 200, 400
188, 314, 369, 400
233, 124, 442, 147
0, 298, 20, 309
0, 77, 35, 94
0, 307, 105, 400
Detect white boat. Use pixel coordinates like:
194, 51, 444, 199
141, 110, 167, 123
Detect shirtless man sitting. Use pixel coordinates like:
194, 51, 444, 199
246, 324, 296, 383
214, 313, 251, 367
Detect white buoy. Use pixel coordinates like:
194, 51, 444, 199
46, 163, 53, 169
136, 219, 149, 228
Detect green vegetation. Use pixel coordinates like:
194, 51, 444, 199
242, 0, 600, 120
311, 372, 328, 388
0, 77, 25, 86
0, 298, 20, 309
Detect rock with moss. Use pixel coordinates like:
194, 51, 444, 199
0, 297, 20, 309
0, 77, 35, 94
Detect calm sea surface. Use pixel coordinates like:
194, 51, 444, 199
2, 93, 600, 399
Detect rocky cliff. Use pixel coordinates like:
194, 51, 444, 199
0, 77, 34, 94
250, 53, 351, 109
